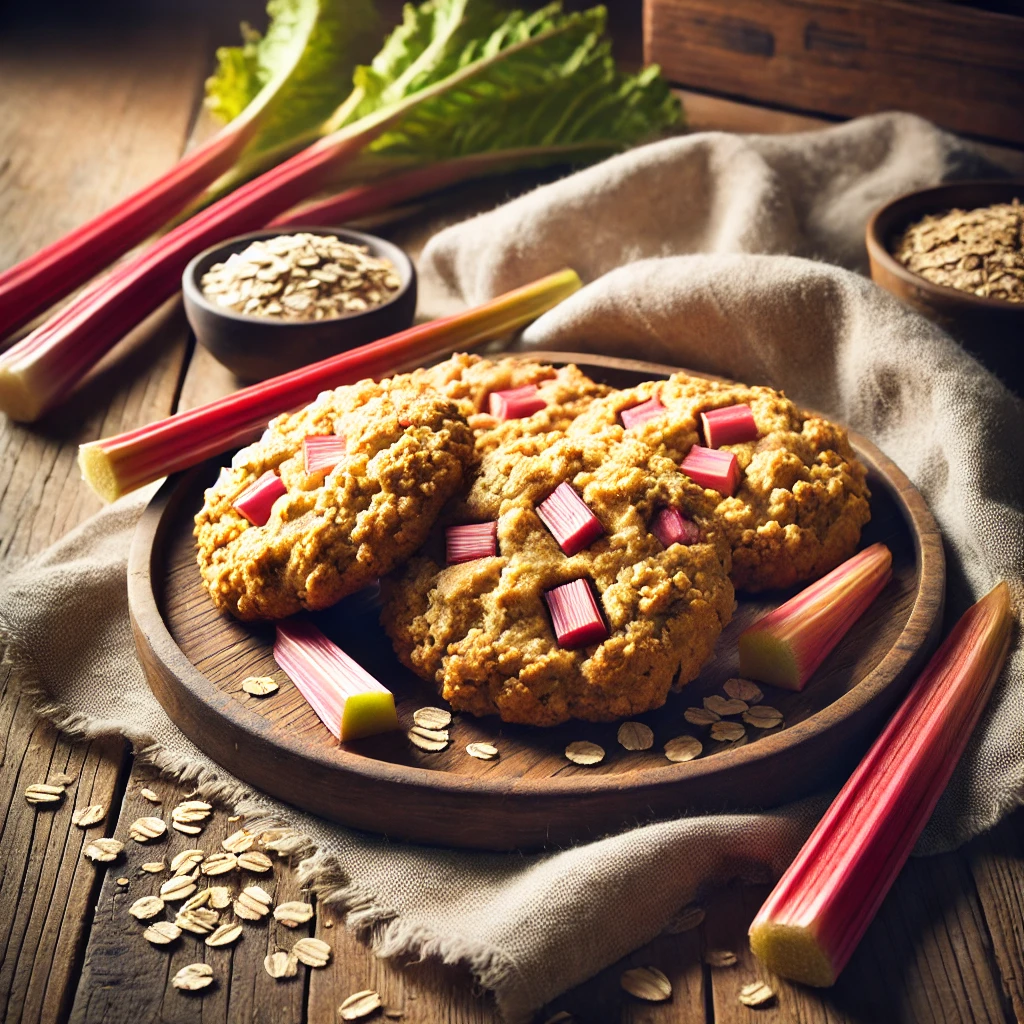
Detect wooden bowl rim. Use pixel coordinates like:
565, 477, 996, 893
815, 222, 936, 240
128, 353, 945, 805
865, 178, 1024, 314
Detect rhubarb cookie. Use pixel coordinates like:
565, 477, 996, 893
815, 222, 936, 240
195, 386, 474, 621
568, 376, 871, 592
382, 431, 734, 727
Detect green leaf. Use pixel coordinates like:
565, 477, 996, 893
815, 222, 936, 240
205, 0, 380, 156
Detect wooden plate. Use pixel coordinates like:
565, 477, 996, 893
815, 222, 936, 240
128, 354, 945, 851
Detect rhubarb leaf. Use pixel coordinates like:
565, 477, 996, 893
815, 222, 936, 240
206, 0, 379, 156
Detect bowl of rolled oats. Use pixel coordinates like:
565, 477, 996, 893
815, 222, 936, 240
866, 180, 1024, 395
183, 227, 416, 381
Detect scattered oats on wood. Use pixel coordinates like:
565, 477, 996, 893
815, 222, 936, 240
160, 875, 198, 902
144, 920, 182, 945
72, 804, 106, 827
173, 821, 204, 836
413, 706, 452, 730
116, 877, 129, 886
227, 814, 241, 822
617, 721, 654, 751
466, 741, 499, 761
704, 695, 748, 717
683, 706, 720, 726
241, 676, 279, 697
172, 800, 212, 824
663, 735, 702, 762
25, 783, 65, 805
202, 852, 238, 876
663, 904, 705, 934
222, 829, 254, 853
171, 849, 205, 874
292, 937, 332, 967
411, 725, 449, 742
274, 901, 314, 927
235, 885, 273, 920
564, 741, 605, 765
724, 678, 763, 704
237, 850, 273, 873
208, 885, 232, 909
619, 966, 672, 1002
264, 951, 298, 979
710, 721, 746, 743
141, 861, 166, 873
183, 889, 212, 911
407, 729, 448, 752
140, 787, 161, 803
738, 980, 776, 1007
206, 921, 244, 948
742, 705, 784, 729
129, 895, 166, 920
129, 816, 167, 842
176, 907, 220, 935
339, 989, 383, 1020
84, 838, 123, 863
172, 963, 214, 992
704, 949, 738, 967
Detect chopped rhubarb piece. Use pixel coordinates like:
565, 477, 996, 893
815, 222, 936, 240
446, 522, 498, 564
537, 482, 604, 555
680, 445, 741, 496
274, 620, 400, 742
620, 394, 666, 429
487, 384, 547, 421
738, 543, 893, 691
749, 582, 1012, 987
303, 435, 346, 475
232, 470, 286, 527
544, 579, 608, 649
651, 507, 701, 547
701, 404, 758, 448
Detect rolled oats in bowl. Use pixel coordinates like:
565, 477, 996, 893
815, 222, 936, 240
201, 232, 403, 321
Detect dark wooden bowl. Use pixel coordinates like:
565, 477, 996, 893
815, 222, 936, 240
182, 227, 417, 383
866, 180, 1024, 396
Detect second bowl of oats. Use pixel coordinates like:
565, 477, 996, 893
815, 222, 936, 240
183, 227, 417, 381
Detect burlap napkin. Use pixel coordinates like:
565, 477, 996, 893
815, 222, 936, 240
3, 111, 1022, 1022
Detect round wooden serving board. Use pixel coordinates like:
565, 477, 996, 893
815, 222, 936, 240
128, 353, 945, 851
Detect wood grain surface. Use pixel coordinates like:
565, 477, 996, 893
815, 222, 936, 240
1, 12, 1022, 1024
127, 353, 944, 850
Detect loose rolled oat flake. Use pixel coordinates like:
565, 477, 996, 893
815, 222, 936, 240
129, 895, 165, 920
743, 705, 784, 729
620, 965, 672, 1001
208, 885, 233, 909
407, 729, 448, 753
413, 706, 452, 730
292, 937, 332, 967
202, 852, 238, 876
172, 962, 214, 992
176, 907, 219, 935
466, 742, 499, 761
222, 829, 254, 853
683, 707, 719, 727
704, 695, 748, 717
141, 861, 166, 873
160, 875, 198, 902
84, 838, 123, 863
339, 989, 383, 1020
710, 721, 746, 743
140, 787, 161, 803
72, 804, 106, 827
264, 951, 298, 979
724, 678, 763, 704
565, 741, 605, 765
617, 721, 654, 751
171, 849, 204, 873
129, 816, 167, 842
206, 922, 243, 948
237, 850, 273, 873
172, 799, 212, 824
241, 675, 279, 697
274, 901, 315, 927
144, 920, 182, 945
739, 980, 776, 1007
664, 735, 702, 762
25, 783, 64, 805
235, 885, 273, 920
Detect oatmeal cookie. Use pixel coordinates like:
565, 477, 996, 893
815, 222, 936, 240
569, 376, 871, 591
383, 431, 734, 726
195, 385, 474, 621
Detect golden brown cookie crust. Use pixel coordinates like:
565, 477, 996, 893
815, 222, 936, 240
383, 431, 734, 726
195, 385, 474, 621
569, 375, 871, 591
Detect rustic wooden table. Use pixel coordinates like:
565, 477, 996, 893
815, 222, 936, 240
2, 17, 1023, 1024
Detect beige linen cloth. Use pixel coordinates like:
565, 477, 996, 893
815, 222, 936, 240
2, 112, 1022, 1021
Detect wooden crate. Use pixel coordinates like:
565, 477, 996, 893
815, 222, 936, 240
643, 0, 1024, 145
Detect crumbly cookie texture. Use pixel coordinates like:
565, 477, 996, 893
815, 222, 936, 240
382, 431, 735, 726
569, 375, 871, 592
195, 386, 474, 621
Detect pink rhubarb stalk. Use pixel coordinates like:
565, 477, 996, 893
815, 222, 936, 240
303, 435, 347, 475
749, 581, 1013, 987
274, 619, 400, 742
488, 383, 547, 421
680, 445, 741, 496
544, 579, 608, 649
620, 394, 665, 430
738, 543, 893, 691
537, 482, 604, 555
446, 522, 498, 564
651, 507, 700, 547
701, 404, 758, 448
77, 269, 581, 503
233, 470, 287, 527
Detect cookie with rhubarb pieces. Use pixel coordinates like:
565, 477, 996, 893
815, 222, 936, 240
195, 384, 473, 620
382, 430, 734, 726
568, 375, 871, 592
